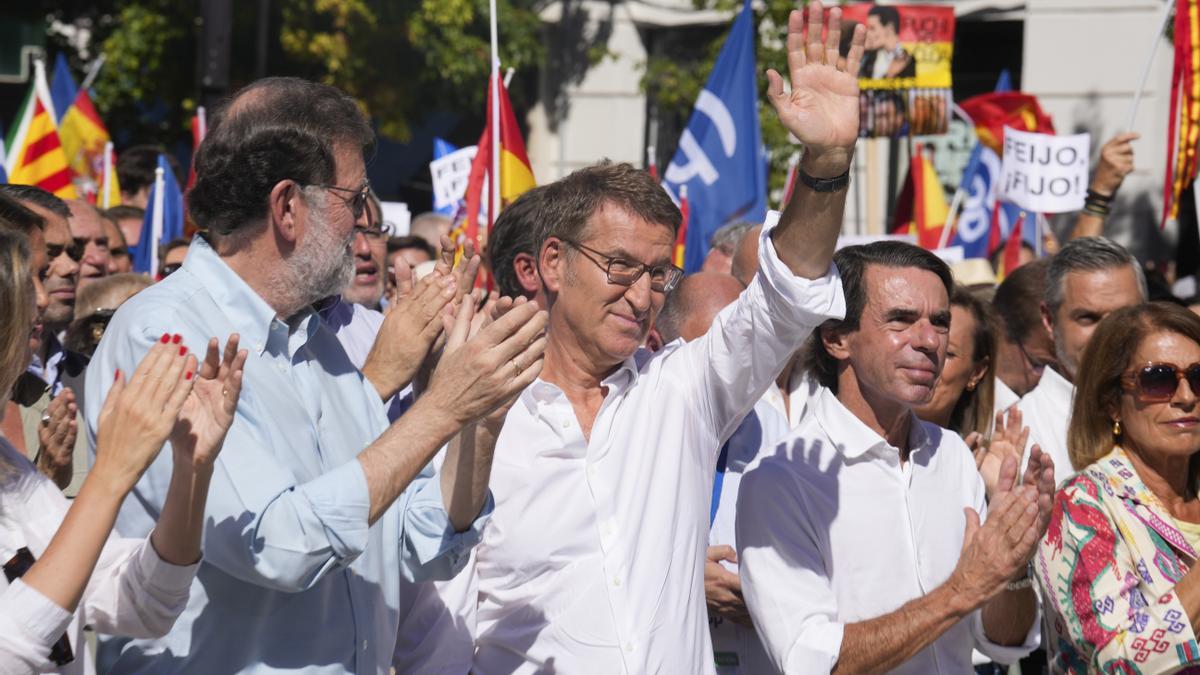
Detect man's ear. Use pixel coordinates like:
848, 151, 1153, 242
646, 328, 665, 353
821, 324, 852, 361
268, 180, 303, 244
1040, 302, 1055, 340
513, 252, 541, 295
539, 238, 566, 294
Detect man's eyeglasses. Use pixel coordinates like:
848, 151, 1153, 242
559, 238, 684, 293
303, 182, 373, 225
1120, 361, 1200, 403
353, 223, 386, 241
46, 241, 85, 263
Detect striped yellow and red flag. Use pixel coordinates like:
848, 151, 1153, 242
1163, 0, 1200, 226
456, 74, 535, 255
5, 60, 77, 199
673, 185, 689, 268
892, 144, 949, 250
60, 89, 111, 192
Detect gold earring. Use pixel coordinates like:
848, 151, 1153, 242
1112, 419, 1122, 438
966, 382, 976, 392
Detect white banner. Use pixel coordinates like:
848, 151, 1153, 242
430, 145, 478, 212
999, 129, 1090, 214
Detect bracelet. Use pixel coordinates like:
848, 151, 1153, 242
1086, 188, 1114, 204
1004, 562, 1035, 591
1083, 200, 1111, 217
799, 168, 850, 193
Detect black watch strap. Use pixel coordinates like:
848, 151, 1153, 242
799, 168, 850, 193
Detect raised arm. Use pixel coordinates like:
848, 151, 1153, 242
768, 1, 865, 279
1070, 132, 1138, 240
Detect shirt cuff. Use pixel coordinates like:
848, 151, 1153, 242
756, 212, 847, 327
137, 535, 202, 595
295, 458, 372, 563
401, 473, 493, 576
0, 579, 72, 648
786, 620, 844, 674
970, 607, 1040, 664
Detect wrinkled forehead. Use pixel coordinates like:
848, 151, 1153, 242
863, 264, 949, 309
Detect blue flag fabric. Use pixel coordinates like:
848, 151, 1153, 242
50, 54, 78, 123
131, 155, 184, 274
951, 70, 1036, 258
0, 123, 7, 184
663, 0, 766, 272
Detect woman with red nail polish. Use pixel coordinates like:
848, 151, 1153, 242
0, 229, 247, 674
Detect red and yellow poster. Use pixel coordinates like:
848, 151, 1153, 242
841, 4, 955, 137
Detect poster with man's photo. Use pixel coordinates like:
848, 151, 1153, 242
841, 3, 955, 137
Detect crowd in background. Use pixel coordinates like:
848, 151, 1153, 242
1, 4, 1200, 675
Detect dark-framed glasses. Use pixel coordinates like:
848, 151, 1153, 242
1120, 362, 1200, 402
353, 222, 386, 241
559, 238, 684, 293
46, 241, 85, 262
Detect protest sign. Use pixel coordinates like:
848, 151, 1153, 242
841, 4, 955, 137
998, 128, 1090, 214
430, 144, 478, 214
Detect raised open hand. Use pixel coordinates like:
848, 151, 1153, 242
363, 273, 457, 400
434, 235, 483, 304
170, 335, 247, 470
424, 299, 547, 426
767, 1, 865, 175
93, 337, 197, 495
974, 407, 1031, 500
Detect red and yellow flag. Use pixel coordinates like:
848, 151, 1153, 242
457, 74, 536, 254
673, 185, 689, 268
1164, 0, 1200, 226
892, 144, 949, 250
958, 92, 1055, 155
60, 89, 111, 193
6, 60, 77, 199
996, 211, 1027, 281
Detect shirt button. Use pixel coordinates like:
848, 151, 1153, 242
561, 419, 571, 429
611, 576, 621, 587
362, 639, 368, 650
624, 642, 635, 652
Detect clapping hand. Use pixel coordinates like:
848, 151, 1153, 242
363, 272, 457, 400
36, 388, 77, 488
170, 335, 248, 470
768, 1, 866, 176
92, 337, 198, 495
969, 407, 1031, 501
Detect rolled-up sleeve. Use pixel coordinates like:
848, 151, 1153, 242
0, 580, 71, 675
737, 460, 842, 674
82, 535, 199, 638
671, 214, 846, 446
398, 465, 493, 583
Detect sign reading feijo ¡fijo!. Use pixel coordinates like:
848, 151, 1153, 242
998, 128, 1091, 214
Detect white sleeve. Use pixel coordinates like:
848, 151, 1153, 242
0, 579, 72, 675
668, 216, 846, 447
736, 460, 842, 675
80, 534, 199, 639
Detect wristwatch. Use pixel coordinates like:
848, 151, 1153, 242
798, 168, 851, 193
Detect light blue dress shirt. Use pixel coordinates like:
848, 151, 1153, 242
83, 237, 489, 674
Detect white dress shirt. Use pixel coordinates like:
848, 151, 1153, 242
709, 395, 791, 675
446, 221, 846, 674
736, 387, 1039, 675
1016, 366, 1074, 486
0, 437, 197, 675
993, 377, 1019, 416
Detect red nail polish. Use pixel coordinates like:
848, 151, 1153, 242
160, 333, 170, 343
114, 368, 121, 382
185, 371, 193, 380
172, 334, 182, 344
179, 346, 188, 356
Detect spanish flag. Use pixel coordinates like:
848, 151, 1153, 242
892, 144, 949, 250
60, 89, 112, 191
457, 74, 535, 252
5, 60, 77, 199
958, 92, 1054, 156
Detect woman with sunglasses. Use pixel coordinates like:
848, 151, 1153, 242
0, 228, 248, 674
1035, 302, 1200, 672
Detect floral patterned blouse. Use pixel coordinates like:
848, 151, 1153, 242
1036, 446, 1200, 673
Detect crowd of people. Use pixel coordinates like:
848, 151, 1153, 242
1, 3, 1199, 674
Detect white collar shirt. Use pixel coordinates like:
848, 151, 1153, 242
736, 387, 1039, 675
993, 377, 1020, 416
1017, 366, 1074, 486
460, 220, 846, 675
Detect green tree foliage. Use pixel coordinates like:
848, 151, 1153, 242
644, 0, 820, 197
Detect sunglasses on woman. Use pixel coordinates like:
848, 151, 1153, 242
1120, 362, 1200, 402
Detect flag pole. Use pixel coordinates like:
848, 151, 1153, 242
101, 142, 114, 209
150, 166, 165, 276
80, 54, 106, 91
1126, 0, 1174, 131
488, 0, 501, 255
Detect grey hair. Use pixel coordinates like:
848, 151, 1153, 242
1044, 237, 1147, 316
709, 221, 756, 256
